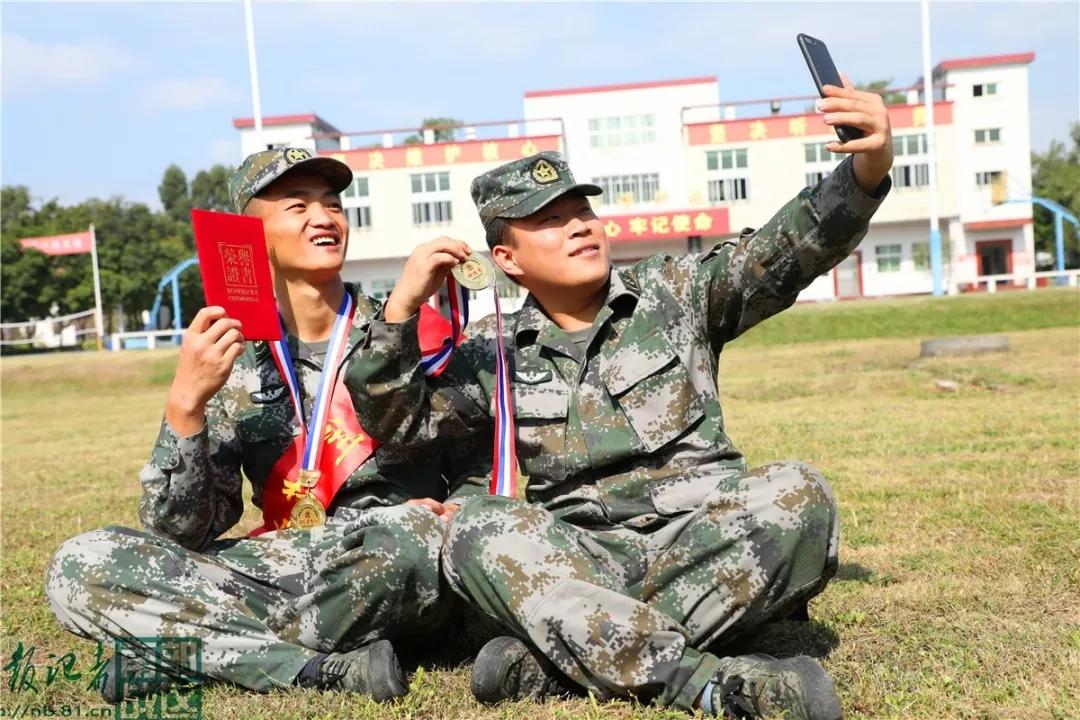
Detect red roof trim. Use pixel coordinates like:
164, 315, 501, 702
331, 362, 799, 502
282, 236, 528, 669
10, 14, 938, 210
683, 100, 953, 130
232, 113, 338, 131
964, 218, 1032, 231
525, 76, 716, 99
936, 52, 1035, 72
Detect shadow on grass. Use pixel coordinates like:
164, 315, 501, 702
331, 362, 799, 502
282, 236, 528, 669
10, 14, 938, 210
835, 562, 874, 582
713, 618, 841, 661
835, 561, 898, 587
397, 603, 505, 672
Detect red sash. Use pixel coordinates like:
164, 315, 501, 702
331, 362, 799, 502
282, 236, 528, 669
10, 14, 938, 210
250, 379, 376, 534
248, 302, 453, 534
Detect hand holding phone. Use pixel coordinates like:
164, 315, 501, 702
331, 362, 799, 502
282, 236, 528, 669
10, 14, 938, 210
797, 33, 865, 143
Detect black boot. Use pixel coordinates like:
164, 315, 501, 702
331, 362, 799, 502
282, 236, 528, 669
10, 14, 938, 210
470, 636, 579, 703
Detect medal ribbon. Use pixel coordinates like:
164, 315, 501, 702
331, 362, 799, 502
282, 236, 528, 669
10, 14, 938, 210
267, 291, 355, 475
438, 274, 518, 498
420, 280, 468, 376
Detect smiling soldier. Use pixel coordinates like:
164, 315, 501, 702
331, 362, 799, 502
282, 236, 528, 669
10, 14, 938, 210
44, 147, 480, 703
346, 77, 894, 720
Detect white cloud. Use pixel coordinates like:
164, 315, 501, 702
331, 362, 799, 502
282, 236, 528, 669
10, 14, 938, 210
1, 33, 139, 97
136, 76, 235, 111
207, 138, 241, 165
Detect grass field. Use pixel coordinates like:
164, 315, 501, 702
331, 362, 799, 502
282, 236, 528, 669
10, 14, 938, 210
2, 289, 1078, 720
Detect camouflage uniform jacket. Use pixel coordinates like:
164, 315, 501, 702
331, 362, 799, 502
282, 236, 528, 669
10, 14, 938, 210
349, 158, 889, 523
139, 284, 486, 551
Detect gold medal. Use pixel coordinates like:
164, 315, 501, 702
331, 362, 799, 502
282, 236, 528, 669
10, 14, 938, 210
290, 493, 326, 530
451, 255, 494, 291
298, 469, 321, 489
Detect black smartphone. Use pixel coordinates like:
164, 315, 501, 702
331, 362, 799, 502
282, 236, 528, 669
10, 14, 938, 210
797, 33, 864, 143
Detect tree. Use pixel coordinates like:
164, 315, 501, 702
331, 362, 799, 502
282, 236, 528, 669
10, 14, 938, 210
1031, 123, 1080, 265
158, 164, 191, 224
190, 164, 233, 212
804, 79, 907, 112
403, 117, 463, 145
0, 186, 193, 331
855, 79, 908, 106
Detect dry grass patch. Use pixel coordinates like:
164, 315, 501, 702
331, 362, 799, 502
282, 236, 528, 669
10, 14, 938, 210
2, 303, 1077, 719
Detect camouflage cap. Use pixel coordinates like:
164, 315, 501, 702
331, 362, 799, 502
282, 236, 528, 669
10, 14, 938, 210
471, 151, 601, 229
228, 147, 353, 213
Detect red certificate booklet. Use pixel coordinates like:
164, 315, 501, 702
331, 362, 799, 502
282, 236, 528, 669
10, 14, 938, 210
191, 209, 280, 341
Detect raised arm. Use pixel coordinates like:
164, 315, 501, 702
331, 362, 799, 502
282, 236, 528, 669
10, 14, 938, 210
696, 78, 894, 349
138, 307, 246, 550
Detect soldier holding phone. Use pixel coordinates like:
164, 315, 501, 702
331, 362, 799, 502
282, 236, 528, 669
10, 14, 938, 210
351, 39, 895, 720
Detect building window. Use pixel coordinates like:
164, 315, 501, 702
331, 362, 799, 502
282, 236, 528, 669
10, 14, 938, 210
369, 278, 395, 300
592, 173, 660, 205
875, 244, 902, 273
588, 114, 656, 148
973, 82, 998, 97
708, 178, 749, 202
803, 142, 839, 188
912, 242, 930, 271
893, 134, 928, 157
706, 149, 748, 170
803, 142, 840, 164
343, 176, 372, 229
706, 148, 750, 203
410, 171, 452, 226
346, 206, 372, 228
344, 177, 369, 199
974, 128, 1001, 144
975, 170, 1004, 188
892, 163, 930, 188
890, 133, 930, 189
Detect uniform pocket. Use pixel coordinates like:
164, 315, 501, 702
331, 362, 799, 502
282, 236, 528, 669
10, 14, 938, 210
508, 374, 570, 466
601, 337, 704, 453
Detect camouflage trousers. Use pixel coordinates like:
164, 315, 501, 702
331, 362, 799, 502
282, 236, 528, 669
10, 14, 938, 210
45, 504, 450, 692
443, 461, 840, 710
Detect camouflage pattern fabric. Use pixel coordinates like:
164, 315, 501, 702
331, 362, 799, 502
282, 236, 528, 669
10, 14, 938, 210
345, 156, 889, 708
444, 461, 839, 708
45, 285, 476, 691
228, 146, 353, 213
471, 151, 601, 229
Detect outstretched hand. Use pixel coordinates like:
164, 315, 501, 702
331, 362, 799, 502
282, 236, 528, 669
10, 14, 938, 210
817, 72, 894, 194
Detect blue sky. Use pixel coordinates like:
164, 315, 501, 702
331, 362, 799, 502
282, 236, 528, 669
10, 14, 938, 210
3, 1, 1077, 208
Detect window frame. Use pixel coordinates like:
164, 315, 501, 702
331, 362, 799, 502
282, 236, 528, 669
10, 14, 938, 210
875, 243, 903, 273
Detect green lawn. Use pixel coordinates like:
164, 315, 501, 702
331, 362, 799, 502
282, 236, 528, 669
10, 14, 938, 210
2, 289, 1078, 720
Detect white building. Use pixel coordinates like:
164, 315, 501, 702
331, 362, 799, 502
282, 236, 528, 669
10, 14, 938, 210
233, 51, 1037, 316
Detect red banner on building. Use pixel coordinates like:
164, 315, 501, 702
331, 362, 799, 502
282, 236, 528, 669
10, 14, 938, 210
323, 135, 563, 172
600, 208, 729, 242
686, 102, 954, 146
19, 231, 94, 256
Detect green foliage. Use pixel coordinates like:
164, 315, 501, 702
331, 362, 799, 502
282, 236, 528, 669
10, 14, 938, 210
1031, 123, 1080, 264
1, 160, 233, 331
856, 79, 908, 105
158, 164, 191, 224
191, 164, 233, 212
403, 117, 463, 145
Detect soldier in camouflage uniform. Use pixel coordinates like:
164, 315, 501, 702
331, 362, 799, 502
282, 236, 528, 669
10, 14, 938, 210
349, 81, 895, 718
45, 148, 484, 702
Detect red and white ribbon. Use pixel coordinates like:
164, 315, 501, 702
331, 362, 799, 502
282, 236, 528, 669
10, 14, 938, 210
434, 275, 518, 498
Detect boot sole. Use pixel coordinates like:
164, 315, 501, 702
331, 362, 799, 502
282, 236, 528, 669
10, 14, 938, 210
471, 636, 529, 704
365, 639, 408, 702
781, 656, 844, 720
